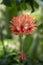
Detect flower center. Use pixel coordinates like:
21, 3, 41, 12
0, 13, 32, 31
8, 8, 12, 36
24, 23, 29, 30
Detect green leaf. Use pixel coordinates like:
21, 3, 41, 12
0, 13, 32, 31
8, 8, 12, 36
34, 1, 39, 8
4, 2, 18, 38
35, 0, 43, 6
29, 34, 39, 57
3, 0, 11, 6
38, 23, 43, 30
23, 35, 33, 55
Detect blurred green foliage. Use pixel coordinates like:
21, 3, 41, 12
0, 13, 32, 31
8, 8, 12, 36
0, 0, 43, 65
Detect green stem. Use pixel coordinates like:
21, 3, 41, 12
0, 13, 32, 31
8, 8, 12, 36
19, 34, 24, 52
19, 35, 26, 65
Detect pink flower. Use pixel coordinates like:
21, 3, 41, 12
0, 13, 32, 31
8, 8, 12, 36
9, 14, 37, 35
